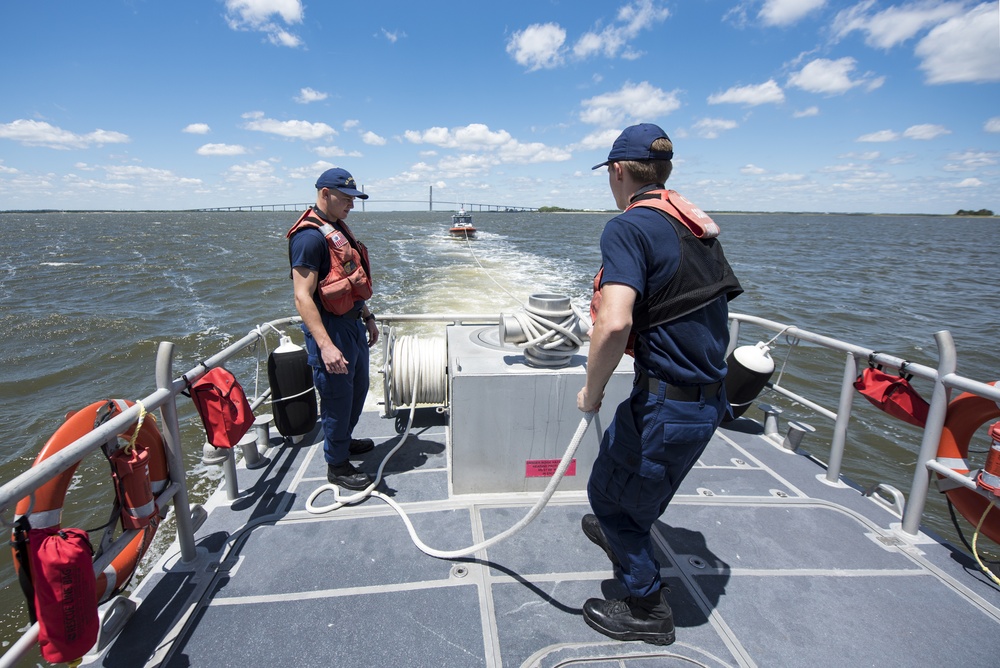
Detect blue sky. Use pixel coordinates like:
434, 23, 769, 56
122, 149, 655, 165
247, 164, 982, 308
1, 0, 998, 214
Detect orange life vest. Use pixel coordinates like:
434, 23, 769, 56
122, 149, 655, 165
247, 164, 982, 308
590, 189, 741, 356
287, 208, 373, 315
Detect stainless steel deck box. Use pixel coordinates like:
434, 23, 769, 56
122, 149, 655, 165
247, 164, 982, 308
447, 324, 632, 494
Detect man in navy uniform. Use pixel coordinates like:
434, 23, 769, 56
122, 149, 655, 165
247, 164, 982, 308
578, 123, 741, 644
287, 168, 379, 490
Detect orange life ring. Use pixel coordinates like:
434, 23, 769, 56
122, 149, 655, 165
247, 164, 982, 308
13, 399, 168, 602
935, 382, 1000, 544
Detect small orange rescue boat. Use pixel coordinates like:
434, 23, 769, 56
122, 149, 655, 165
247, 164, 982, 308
449, 209, 476, 239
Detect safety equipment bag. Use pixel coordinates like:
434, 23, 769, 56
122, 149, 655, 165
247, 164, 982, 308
188, 367, 254, 448
854, 365, 929, 428
27, 527, 100, 663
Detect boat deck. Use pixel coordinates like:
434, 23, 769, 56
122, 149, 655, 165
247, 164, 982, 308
94, 408, 1000, 667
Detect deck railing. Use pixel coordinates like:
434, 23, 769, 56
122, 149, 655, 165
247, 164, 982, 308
726, 313, 1000, 537
1, 311, 998, 664
0, 316, 301, 667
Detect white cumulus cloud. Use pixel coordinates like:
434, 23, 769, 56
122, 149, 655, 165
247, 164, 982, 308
506, 23, 566, 71
832, 0, 967, 49
197, 143, 248, 156
708, 79, 785, 106
241, 111, 337, 140
573, 0, 670, 60
0, 119, 129, 149
758, 0, 826, 26
580, 81, 682, 127
183, 123, 211, 134
903, 124, 950, 140
857, 129, 900, 142
788, 57, 878, 95
225, 0, 304, 48
916, 2, 1000, 84
295, 88, 328, 104
693, 118, 738, 139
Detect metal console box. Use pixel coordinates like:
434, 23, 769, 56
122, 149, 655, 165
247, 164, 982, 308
446, 324, 632, 494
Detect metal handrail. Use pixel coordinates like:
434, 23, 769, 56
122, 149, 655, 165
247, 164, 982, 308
2, 310, 997, 666
0, 316, 304, 667
727, 313, 1000, 537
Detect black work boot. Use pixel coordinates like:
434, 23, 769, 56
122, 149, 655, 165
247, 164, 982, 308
327, 461, 373, 490
581, 514, 620, 568
582, 589, 675, 645
349, 438, 375, 455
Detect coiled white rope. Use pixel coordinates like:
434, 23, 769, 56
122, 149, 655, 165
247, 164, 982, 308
507, 301, 590, 367
306, 352, 598, 559
390, 334, 447, 406
457, 227, 589, 368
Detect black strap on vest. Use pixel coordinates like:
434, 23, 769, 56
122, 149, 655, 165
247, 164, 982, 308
11, 516, 37, 624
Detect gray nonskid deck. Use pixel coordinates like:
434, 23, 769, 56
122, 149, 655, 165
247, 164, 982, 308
97, 410, 1000, 668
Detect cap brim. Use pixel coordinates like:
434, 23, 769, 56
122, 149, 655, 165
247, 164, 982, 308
592, 160, 611, 170
336, 187, 369, 200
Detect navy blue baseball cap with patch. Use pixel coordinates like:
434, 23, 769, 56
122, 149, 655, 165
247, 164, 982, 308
592, 123, 674, 169
315, 167, 369, 199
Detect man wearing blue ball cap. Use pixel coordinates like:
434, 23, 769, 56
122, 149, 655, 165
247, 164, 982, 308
286, 167, 378, 490
578, 123, 742, 645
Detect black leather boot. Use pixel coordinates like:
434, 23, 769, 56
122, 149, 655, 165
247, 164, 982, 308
349, 438, 375, 454
581, 514, 620, 568
582, 589, 675, 645
327, 461, 373, 490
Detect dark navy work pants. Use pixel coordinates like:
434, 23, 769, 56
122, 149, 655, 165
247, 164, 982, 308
587, 380, 726, 598
302, 318, 369, 466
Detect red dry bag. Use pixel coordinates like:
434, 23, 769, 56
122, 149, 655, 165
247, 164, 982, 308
854, 364, 929, 428
189, 367, 254, 448
28, 527, 99, 663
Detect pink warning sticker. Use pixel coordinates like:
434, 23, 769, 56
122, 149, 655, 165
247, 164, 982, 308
525, 459, 576, 478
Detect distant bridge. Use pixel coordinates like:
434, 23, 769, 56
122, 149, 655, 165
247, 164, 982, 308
191, 186, 538, 213
192, 200, 537, 213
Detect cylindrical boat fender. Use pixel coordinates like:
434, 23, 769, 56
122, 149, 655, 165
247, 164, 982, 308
268, 335, 317, 437
724, 342, 775, 420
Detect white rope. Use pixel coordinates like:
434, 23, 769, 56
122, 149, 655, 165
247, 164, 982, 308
305, 344, 596, 559
509, 302, 590, 367
391, 335, 447, 406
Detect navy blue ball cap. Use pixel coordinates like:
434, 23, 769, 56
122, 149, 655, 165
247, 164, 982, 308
315, 167, 369, 199
592, 123, 673, 169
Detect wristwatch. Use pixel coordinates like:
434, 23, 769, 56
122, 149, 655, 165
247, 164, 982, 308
364, 313, 376, 323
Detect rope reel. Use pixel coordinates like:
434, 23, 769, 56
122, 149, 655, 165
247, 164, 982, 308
500, 293, 591, 368
383, 327, 447, 417
381, 294, 589, 417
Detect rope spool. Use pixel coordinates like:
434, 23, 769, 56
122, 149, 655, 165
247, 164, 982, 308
500, 293, 591, 368
387, 332, 447, 412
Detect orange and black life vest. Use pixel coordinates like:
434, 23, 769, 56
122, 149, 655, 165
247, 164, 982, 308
590, 189, 742, 354
287, 208, 373, 315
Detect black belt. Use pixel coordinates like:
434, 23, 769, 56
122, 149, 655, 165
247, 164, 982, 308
338, 309, 362, 320
636, 370, 722, 402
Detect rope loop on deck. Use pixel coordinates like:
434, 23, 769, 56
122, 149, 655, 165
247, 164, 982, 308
305, 351, 598, 559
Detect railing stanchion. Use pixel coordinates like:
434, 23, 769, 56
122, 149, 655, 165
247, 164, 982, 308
902, 330, 957, 536
825, 351, 858, 483
156, 341, 197, 563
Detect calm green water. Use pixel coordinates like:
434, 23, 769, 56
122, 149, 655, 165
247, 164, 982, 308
0, 210, 998, 652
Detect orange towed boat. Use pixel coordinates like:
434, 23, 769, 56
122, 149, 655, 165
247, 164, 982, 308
449, 209, 476, 239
